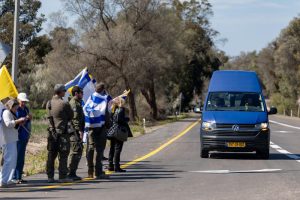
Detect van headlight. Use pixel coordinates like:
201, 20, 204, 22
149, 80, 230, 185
202, 122, 216, 131
255, 123, 269, 131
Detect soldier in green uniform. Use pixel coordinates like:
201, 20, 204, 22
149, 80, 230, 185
46, 84, 74, 183
68, 86, 85, 180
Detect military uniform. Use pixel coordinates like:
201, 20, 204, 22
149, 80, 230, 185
68, 96, 85, 178
46, 95, 73, 180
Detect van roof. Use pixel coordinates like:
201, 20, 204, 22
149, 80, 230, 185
208, 70, 262, 92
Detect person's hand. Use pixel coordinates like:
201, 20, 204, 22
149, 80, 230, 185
27, 114, 32, 120
16, 117, 26, 125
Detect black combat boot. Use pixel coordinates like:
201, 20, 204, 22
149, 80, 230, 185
115, 164, 126, 172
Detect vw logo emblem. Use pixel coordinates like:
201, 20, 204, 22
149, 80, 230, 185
232, 125, 240, 132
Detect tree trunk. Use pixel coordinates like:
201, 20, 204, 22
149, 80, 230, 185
128, 90, 138, 121
124, 78, 138, 121
141, 79, 158, 120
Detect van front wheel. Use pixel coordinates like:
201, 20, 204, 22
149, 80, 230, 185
257, 149, 269, 159
201, 149, 209, 158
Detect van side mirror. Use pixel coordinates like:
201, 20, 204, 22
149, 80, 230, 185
268, 107, 277, 115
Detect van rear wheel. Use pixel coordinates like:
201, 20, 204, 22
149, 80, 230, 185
201, 149, 209, 158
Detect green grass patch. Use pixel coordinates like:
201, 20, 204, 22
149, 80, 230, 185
31, 109, 47, 120
130, 124, 145, 137
30, 120, 48, 142
24, 149, 48, 176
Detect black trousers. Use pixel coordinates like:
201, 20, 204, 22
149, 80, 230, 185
87, 127, 107, 176
108, 138, 124, 168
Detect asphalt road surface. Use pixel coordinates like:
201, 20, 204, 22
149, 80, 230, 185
1, 114, 300, 200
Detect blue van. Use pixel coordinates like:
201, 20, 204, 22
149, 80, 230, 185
200, 70, 277, 159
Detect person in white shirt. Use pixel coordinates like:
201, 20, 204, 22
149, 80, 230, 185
0, 99, 27, 188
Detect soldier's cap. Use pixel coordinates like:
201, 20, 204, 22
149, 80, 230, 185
54, 84, 67, 93
71, 85, 83, 94
95, 82, 105, 92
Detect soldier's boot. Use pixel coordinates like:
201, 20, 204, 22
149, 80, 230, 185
69, 155, 82, 180
115, 164, 126, 173
58, 177, 73, 183
68, 172, 82, 181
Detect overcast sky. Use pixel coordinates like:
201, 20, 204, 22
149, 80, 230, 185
39, 0, 300, 57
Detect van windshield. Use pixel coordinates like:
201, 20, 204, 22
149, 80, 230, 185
206, 92, 265, 112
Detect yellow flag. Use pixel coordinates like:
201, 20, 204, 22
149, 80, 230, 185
0, 65, 18, 100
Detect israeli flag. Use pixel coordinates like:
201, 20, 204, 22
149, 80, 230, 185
83, 92, 110, 128
0, 42, 11, 64
65, 68, 96, 103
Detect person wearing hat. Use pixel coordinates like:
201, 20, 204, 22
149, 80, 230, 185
68, 86, 84, 180
46, 84, 74, 183
12, 93, 32, 184
0, 99, 27, 188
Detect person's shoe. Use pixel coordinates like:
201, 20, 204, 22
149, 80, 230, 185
108, 163, 114, 171
108, 166, 114, 171
115, 168, 126, 172
17, 179, 28, 184
48, 178, 55, 183
87, 173, 94, 178
11, 179, 20, 184
1, 181, 16, 188
96, 174, 110, 179
68, 174, 82, 181
58, 178, 73, 183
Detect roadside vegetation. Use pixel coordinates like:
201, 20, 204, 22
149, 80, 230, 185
1, 0, 225, 121
224, 17, 300, 116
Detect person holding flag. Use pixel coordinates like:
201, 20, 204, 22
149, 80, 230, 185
107, 95, 133, 172
0, 99, 27, 188
83, 82, 111, 179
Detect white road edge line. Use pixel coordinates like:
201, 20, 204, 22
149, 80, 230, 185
270, 120, 300, 162
270, 141, 300, 162
269, 120, 300, 130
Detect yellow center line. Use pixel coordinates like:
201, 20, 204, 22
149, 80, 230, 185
19, 119, 200, 191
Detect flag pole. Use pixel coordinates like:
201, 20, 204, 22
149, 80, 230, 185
12, 0, 20, 84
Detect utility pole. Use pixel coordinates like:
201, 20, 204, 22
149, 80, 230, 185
12, 0, 20, 84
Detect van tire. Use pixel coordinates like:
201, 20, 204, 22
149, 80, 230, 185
257, 149, 269, 159
201, 149, 209, 158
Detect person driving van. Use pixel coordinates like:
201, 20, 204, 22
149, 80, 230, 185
215, 97, 225, 107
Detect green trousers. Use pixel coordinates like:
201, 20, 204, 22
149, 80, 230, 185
68, 132, 83, 176
46, 133, 70, 179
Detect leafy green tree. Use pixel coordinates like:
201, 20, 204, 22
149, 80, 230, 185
0, 0, 46, 73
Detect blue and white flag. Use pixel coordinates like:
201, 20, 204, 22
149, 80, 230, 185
83, 92, 111, 128
65, 68, 96, 103
0, 42, 11, 64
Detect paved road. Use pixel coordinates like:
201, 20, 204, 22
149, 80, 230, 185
1, 114, 300, 200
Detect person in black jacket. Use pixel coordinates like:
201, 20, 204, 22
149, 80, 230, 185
108, 97, 133, 172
